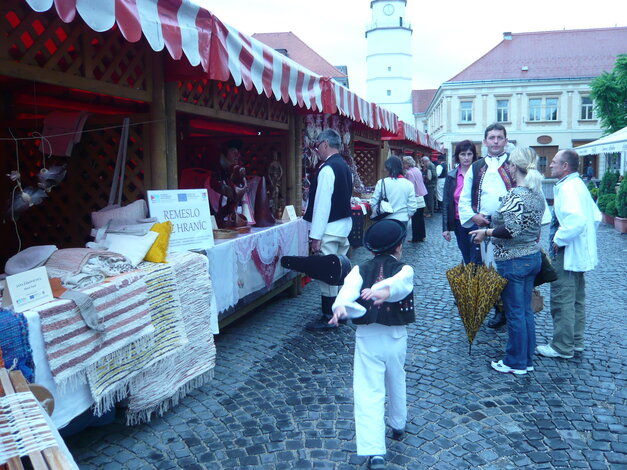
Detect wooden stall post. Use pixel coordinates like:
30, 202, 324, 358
291, 115, 304, 216
380, 141, 390, 180
164, 81, 179, 189
149, 53, 168, 190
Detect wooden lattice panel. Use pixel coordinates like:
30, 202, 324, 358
2, 1, 149, 92
178, 79, 289, 125
354, 148, 378, 188
0, 124, 146, 267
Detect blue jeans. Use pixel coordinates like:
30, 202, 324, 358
496, 252, 542, 370
454, 220, 481, 265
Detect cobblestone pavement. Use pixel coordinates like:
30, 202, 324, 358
65, 214, 627, 469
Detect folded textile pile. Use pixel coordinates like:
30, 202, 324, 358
45, 248, 132, 288
35, 271, 153, 390
125, 251, 215, 425
87, 261, 188, 415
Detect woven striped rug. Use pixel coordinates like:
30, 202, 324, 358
86, 262, 188, 415
36, 271, 153, 390
125, 251, 216, 425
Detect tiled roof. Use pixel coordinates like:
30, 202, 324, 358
252, 32, 347, 78
448, 27, 627, 82
412, 89, 437, 114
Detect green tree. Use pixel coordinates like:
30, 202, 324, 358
590, 54, 627, 134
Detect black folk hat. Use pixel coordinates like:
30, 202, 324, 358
364, 219, 406, 254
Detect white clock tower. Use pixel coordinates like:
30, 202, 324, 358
366, 0, 413, 123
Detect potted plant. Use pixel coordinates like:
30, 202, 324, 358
587, 181, 599, 202
597, 194, 617, 225
597, 171, 619, 224
614, 174, 627, 233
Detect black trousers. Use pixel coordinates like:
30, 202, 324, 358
411, 208, 426, 241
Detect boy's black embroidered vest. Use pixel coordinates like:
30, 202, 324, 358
303, 154, 352, 223
470, 155, 514, 213
352, 255, 415, 326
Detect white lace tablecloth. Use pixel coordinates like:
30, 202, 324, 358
205, 219, 308, 314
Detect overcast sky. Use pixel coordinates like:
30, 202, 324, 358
200, 0, 626, 97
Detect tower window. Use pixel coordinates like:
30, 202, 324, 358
387, 90, 391, 96
387, 66, 392, 72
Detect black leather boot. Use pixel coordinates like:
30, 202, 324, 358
487, 308, 507, 329
305, 296, 339, 330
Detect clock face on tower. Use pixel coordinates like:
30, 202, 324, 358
383, 3, 394, 15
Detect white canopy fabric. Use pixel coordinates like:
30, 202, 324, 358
576, 126, 627, 156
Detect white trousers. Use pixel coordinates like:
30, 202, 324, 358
354, 325, 408, 456
317, 233, 350, 297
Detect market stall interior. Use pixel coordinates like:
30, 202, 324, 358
0, 0, 441, 444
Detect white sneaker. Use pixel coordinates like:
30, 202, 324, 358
491, 360, 527, 375
574, 346, 584, 352
536, 344, 573, 359
526, 366, 534, 372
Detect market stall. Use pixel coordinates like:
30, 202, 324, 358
0, 0, 417, 437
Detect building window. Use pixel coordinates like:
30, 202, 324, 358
545, 98, 558, 121
386, 90, 391, 96
528, 97, 559, 121
496, 99, 509, 122
460, 101, 473, 122
581, 97, 594, 120
387, 66, 392, 72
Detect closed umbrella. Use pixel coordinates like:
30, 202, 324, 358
446, 263, 508, 354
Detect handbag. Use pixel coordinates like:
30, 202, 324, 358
534, 248, 558, 286
415, 195, 426, 209
370, 179, 394, 221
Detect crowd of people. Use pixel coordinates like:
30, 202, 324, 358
303, 126, 601, 470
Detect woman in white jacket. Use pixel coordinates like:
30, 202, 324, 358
370, 156, 417, 225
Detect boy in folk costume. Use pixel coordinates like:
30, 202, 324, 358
329, 219, 415, 470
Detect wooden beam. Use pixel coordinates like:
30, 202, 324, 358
176, 101, 290, 131
0, 60, 151, 103
164, 81, 179, 189
354, 134, 380, 146
293, 115, 304, 215
149, 54, 167, 190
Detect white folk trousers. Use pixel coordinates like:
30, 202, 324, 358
354, 324, 408, 456
317, 233, 350, 297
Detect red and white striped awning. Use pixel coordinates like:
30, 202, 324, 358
383, 121, 442, 153
22, 0, 399, 133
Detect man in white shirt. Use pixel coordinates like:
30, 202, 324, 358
303, 129, 353, 330
458, 124, 514, 328
536, 149, 601, 359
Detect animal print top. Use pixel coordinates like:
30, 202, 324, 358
491, 186, 544, 261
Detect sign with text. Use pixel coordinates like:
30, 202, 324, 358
147, 189, 214, 251
3, 267, 53, 313
281, 205, 298, 222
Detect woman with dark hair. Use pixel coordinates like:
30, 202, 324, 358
370, 156, 417, 226
442, 140, 480, 264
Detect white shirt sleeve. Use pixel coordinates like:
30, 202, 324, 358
333, 266, 363, 306
309, 165, 335, 240
458, 168, 475, 227
371, 265, 414, 302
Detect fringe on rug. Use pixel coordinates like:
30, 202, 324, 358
124, 369, 214, 426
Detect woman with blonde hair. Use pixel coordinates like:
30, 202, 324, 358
470, 147, 545, 375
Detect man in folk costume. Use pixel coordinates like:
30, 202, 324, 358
303, 129, 353, 330
536, 149, 601, 359
458, 123, 514, 328
329, 219, 415, 470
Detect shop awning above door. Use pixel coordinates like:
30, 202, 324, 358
22, 0, 399, 133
